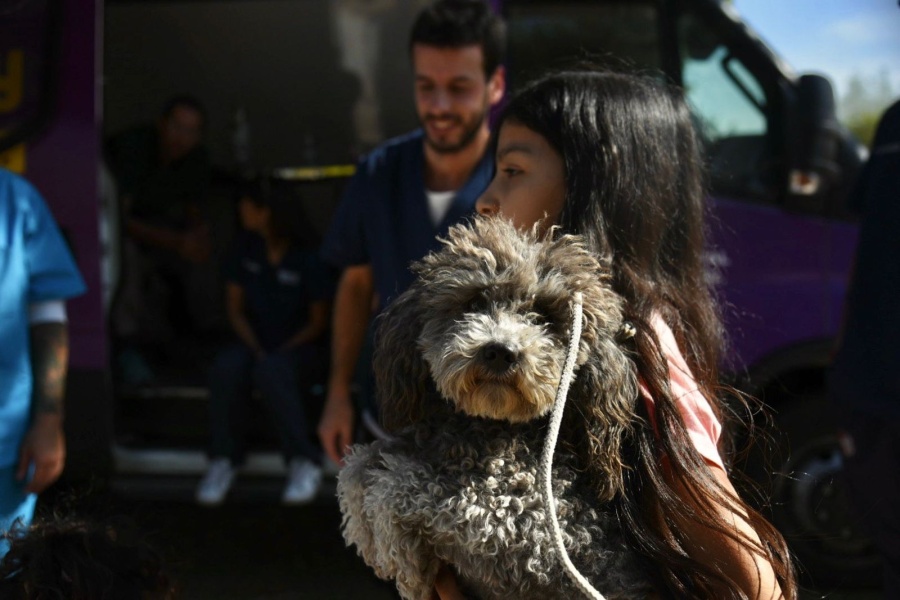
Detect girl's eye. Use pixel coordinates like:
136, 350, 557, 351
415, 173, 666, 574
502, 167, 521, 177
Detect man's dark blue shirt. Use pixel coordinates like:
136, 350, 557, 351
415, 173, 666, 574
320, 129, 493, 309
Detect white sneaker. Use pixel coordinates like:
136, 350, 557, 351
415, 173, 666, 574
281, 458, 322, 505
196, 458, 236, 506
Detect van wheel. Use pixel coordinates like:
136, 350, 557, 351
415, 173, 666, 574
768, 394, 880, 587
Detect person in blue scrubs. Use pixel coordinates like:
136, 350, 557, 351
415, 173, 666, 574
0, 168, 86, 556
317, 0, 506, 465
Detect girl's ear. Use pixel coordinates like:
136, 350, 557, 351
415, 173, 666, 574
373, 285, 431, 432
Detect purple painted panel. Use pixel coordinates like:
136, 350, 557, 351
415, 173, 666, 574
824, 221, 859, 334
709, 195, 848, 372
0, 1, 49, 133
25, 0, 105, 370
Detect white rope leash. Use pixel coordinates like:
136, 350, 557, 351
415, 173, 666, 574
539, 292, 606, 600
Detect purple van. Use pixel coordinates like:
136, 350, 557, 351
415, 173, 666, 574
2, 0, 870, 586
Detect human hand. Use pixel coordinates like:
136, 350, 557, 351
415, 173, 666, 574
178, 225, 211, 264
433, 564, 466, 600
317, 385, 354, 465
17, 414, 66, 494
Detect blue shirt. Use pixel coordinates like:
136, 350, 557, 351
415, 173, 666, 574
830, 100, 900, 417
226, 233, 334, 352
0, 170, 86, 466
320, 129, 493, 309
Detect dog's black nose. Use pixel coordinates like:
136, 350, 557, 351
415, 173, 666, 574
478, 343, 519, 374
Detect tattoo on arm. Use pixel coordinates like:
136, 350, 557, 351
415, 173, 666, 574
29, 322, 69, 417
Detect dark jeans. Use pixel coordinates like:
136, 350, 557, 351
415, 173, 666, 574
208, 342, 325, 465
840, 409, 900, 597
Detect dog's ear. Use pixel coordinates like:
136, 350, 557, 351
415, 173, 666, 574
373, 284, 432, 432
567, 334, 640, 503
563, 280, 641, 503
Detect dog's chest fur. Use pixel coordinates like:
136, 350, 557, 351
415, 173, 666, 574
339, 411, 655, 599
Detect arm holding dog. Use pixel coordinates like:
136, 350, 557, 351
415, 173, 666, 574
669, 465, 784, 599
646, 319, 785, 599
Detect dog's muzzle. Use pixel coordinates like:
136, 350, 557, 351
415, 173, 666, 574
477, 343, 519, 374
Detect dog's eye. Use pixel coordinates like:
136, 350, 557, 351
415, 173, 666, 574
530, 299, 559, 325
466, 292, 491, 312
532, 299, 549, 316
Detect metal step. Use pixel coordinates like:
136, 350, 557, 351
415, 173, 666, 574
111, 445, 341, 478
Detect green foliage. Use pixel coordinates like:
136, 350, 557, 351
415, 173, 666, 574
838, 70, 897, 148
845, 112, 882, 148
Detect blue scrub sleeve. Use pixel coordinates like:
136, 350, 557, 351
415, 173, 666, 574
24, 184, 86, 302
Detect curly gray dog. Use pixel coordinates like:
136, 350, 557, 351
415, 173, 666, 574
337, 217, 656, 599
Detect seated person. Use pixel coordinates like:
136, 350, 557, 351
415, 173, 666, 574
196, 178, 333, 506
105, 95, 212, 384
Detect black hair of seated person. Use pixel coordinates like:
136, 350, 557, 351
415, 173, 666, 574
234, 174, 319, 249
161, 94, 207, 128
0, 515, 176, 599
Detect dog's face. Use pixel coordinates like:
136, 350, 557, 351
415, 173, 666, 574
376, 217, 639, 498
401, 217, 627, 422
421, 279, 569, 422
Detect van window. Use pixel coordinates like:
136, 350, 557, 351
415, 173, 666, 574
677, 13, 774, 201
505, 2, 660, 87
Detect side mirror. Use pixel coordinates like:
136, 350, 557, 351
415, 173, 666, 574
787, 74, 842, 199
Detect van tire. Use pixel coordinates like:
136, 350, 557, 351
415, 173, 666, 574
767, 393, 880, 588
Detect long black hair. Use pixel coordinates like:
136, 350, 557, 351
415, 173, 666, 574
0, 516, 175, 599
498, 70, 796, 599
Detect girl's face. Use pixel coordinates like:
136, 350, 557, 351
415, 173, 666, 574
476, 121, 566, 233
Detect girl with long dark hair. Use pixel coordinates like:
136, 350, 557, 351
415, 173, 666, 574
435, 70, 797, 598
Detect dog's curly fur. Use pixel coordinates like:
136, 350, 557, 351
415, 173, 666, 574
338, 217, 656, 599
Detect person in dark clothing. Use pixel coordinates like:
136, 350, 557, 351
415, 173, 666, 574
107, 95, 211, 253
196, 178, 332, 506
317, 0, 506, 466
0, 169, 86, 558
105, 95, 213, 384
829, 99, 900, 598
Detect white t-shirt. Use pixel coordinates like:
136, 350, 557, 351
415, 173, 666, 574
426, 189, 456, 227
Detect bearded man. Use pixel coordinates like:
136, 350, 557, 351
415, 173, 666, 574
318, 0, 506, 466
